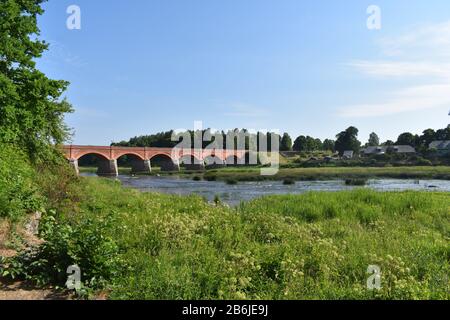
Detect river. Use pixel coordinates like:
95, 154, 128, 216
82, 173, 450, 206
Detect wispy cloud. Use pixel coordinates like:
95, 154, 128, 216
41, 40, 87, 68
378, 21, 450, 57
340, 21, 450, 118
339, 83, 450, 118
346, 60, 450, 78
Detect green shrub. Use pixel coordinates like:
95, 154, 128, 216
204, 175, 217, 181
415, 158, 433, 166
226, 179, 238, 185
1, 209, 122, 291
283, 178, 295, 185
345, 178, 368, 186
0, 144, 42, 220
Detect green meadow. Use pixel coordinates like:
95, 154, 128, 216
3, 173, 448, 300
1, 0, 450, 302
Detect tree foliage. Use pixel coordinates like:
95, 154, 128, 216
0, 0, 73, 161
335, 126, 361, 155
293, 135, 323, 152
394, 125, 450, 152
322, 139, 335, 152
113, 129, 281, 152
396, 132, 416, 146
367, 132, 380, 147
280, 133, 292, 151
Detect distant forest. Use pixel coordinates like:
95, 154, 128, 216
112, 125, 450, 155
75, 125, 450, 167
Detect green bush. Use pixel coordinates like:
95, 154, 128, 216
414, 157, 433, 166
204, 175, 217, 181
345, 178, 368, 186
283, 178, 295, 185
226, 179, 238, 185
0, 144, 42, 220
2, 209, 122, 291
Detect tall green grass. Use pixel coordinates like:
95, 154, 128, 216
9, 177, 446, 300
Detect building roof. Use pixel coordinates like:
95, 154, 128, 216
362, 145, 415, 154
429, 140, 450, 150
343, 150, 354, 158
391, 145, 416, 153
363, 146, 384, 154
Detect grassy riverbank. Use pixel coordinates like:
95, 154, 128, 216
2, 176, 448, 300
204, 166, 450, 181
79, 165, 450, 181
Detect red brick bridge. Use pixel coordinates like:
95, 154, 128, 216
62, 145, 246, 176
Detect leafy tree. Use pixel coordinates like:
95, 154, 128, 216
293, 135, 322, 152
434, 125, 450, 140
305, 136, 318, 151
419, 129, 436, 147
280, 133, 292, 151
322, 139, 335, 152
382, 140, 395, 146
313, 138, 323, 150
335, 127, 361, 155
293, 135, 307, 151
0, 0, 73, 161
396, 132, 415, 146
367, 132, 380, 146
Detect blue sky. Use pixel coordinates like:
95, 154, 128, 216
37, 0, 450, 145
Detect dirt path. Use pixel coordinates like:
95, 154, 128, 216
0, 214, 69, 300
0, 278, 68, 300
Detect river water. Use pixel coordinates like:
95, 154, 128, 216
83, 173, 450, 206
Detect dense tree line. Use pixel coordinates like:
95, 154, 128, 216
112, 129, 282, 152
395, 126, 450, 152
113, 124, 450, 157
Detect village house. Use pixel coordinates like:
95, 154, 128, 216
429, 140, 450, 155
361, 145, 416, 156
342, 150, 354, 159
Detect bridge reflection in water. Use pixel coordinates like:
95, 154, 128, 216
62, 145, 246, 176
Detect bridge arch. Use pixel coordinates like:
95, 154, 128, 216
149, 153, 179, 172
115, 151, 145, 161
77, 152, 117, 176
78, 152, 109, 162
116, 153, 151, 174
74, 150, 111, 161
